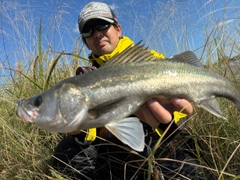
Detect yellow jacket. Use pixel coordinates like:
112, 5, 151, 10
89, 36, 164, 65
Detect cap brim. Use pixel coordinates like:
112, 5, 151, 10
80, 16, 115, 32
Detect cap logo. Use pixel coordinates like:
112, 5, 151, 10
80, 3, 110, 19
78, 2, 117, 32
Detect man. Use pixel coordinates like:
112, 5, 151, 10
52, 2, 202, 180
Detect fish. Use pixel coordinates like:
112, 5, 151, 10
16, 43, 240, 152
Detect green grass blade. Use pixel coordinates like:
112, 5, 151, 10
44, 51, 64, 90
18, 71, 43, 90
38, 16, 44, 84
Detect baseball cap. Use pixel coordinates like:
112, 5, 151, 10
78, 2, 118, 33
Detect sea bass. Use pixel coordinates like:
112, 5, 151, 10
16, 44, 240, 152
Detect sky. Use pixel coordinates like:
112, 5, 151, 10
0, 0, 240, 82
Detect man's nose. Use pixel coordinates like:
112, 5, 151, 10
93, 28, 104, 38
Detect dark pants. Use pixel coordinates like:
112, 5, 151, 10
52, 135, 147, 179
52, 128, 212, 180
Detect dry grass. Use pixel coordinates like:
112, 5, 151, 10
0, 0, 240, 179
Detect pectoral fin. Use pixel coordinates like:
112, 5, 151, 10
105, 117, 145, 152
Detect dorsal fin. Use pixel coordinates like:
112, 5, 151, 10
100, 42, 159, 69
168, 51, 204, 68
100, 43, 202, 69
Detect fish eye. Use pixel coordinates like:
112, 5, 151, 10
33, 96, 43, 107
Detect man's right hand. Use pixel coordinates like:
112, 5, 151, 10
76, 66, 97, 75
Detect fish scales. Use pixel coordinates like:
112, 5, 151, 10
78, 60, 240, 108
16, 44, 240, 151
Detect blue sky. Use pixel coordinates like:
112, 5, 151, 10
0, 0, 239, 76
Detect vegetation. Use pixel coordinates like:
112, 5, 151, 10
0, 0, 240, 179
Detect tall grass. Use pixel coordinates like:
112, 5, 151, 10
0, 0, 240, 179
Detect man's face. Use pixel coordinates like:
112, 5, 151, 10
83, 20, 122, 56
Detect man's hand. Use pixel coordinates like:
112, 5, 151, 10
134, 97, 193, 128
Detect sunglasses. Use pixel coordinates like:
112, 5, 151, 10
81, 20, 113, 38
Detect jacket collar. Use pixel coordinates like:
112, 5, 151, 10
90, 36, 134, 66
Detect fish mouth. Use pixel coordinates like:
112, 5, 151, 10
16, 100, 34, 123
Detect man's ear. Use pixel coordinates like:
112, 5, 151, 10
82, 38, 90, 49
116, 24, 122, 38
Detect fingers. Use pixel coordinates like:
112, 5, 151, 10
135, 97, 193, 128
138, 104, 160, 127
146, 99, 172, 125
135, 99, 172, 128
170, 98, 193, 115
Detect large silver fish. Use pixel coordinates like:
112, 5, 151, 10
16, 44, 240, 152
